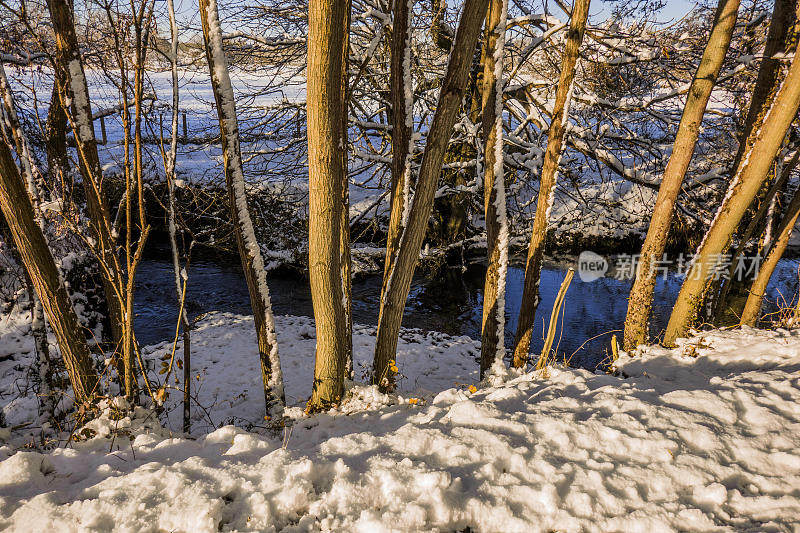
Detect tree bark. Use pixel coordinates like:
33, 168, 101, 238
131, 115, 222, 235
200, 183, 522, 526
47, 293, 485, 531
0, 140, 97, 404
480, 0, 510, 377
664, 49, 800, 346
372, 0, 490, 390
46, 0, 124, 348
714, 147, 799, 322
306, 0, 351, 409
45, 71, 69, 198
622, 0, 741, 350
730, 0, 799, 176
511, 0, 590, 368
0, 63, 55, 418
712, 0, 800, 321
740, 184, 800, 326
380, 0, 414, 316
199, 0, 285, 417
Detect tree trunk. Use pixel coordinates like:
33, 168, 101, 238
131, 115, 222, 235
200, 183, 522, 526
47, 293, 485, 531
27, 282, 55, 419
45, 71, 69, 198
740, 185, 800, 326
199, 0, 285, 418
46, 0, 124, 349
306, 0, 351, 410
622, 0, 741, 350
708, 0, 799, 322
380, 0, 414, 315
0, 64, 55, 409
372, 0, 490, 390
0, 140, 97, 404
511, 0, 590, 368
664, 49, 800, 346
0, 215, 54, 419
731, 0, 799, 176
165, 0, 192, 432
714, 147, 799, 322
480, 0, 510, 377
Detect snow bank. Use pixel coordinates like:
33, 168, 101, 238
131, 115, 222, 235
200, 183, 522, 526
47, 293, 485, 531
1, 318, 800, 530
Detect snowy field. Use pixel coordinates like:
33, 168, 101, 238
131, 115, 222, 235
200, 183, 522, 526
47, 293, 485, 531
1, 311, 800, 531
4, 65, 672, 240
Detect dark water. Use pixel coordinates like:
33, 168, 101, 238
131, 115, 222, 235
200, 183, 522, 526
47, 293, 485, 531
134, 257, 800, 369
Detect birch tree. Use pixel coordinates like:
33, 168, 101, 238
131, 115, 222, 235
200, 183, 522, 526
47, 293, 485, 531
199, 0, 285, 417
479, 0, 510, 378
373, 0, 490, 390
306, 0, 352, 410
622, 0, 740, 350
0, 139, 98, 405
664, 48, 800, 346
511, 0, 590, 368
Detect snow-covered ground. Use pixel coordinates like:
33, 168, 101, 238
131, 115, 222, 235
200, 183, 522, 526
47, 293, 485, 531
1, 311, 800, 531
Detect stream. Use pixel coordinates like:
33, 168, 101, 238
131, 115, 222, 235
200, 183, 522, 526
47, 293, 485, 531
134, 256, 800, 370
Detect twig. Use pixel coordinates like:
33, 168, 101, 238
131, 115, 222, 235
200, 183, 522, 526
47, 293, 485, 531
537, 268, 574, 370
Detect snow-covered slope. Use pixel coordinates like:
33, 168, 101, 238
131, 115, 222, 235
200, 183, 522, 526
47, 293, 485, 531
1, 317, 799, 531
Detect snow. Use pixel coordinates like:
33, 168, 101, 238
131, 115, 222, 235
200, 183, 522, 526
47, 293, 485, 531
2, 312, 800, 530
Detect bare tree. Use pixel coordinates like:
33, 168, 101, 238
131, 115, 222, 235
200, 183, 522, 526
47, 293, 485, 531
0, 61, 53, 416
306, 0, 352, 410
161, 0, 193, 432
479, 0, 510, 378
714, 146, 800, 321
712, 0, 800, 321
0, 139, 98, 405
373, 0, 489, 390
740, 177, 800, 326
511, 0, 590, 368
46, 0, 124, 353
380, 0, 413, 302
622, 0, 741, 350
665, 48, 800, 346
199, 0, 285, 418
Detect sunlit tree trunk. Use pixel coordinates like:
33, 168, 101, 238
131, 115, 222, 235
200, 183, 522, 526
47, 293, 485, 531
199, 0, 285, 417
732, 0, 799, 175
622, 0, 740, 350
740, 185, 800, 326
511, 0, 590, 367
0, 140, 97, 404
664, 50, 800, 346
480, 0, 510, 377
714, 147, 799, 322
712, 0, 800, 321
373, 0, 490, 390
306, 0, 351, 410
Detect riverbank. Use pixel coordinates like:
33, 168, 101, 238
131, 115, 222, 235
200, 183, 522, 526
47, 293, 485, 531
1, 316, 799, 531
